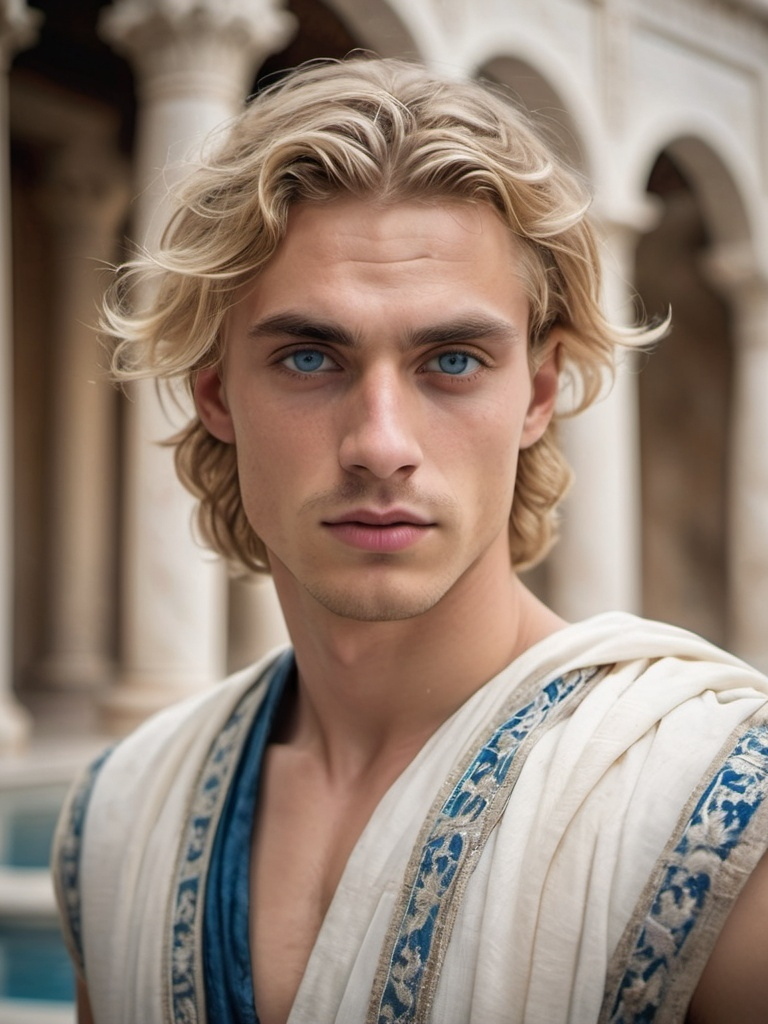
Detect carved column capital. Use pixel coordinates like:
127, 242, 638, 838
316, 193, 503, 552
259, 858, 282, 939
99, 0, 296, 102
593, 193, 664, 244
0, 0, 41, 70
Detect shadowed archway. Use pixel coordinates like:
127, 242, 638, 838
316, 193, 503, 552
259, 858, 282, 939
636, 147, 739, 646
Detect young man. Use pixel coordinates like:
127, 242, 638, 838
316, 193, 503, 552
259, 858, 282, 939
54, 58, 768, 1024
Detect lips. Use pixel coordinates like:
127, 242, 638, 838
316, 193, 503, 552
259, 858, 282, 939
323, 508, 434, 552
326, 508, 433, 527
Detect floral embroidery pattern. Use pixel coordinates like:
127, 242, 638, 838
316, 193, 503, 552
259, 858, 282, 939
54, 746, 113, 971
372, 666, 605, 1024
169, 682, 267, 1023
605, 721, 768, 1023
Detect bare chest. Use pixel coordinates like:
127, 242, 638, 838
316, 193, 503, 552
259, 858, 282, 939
248, 748, 397, 1024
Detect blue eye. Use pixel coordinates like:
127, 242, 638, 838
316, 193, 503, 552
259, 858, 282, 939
283, 349, 335, 373
425, 351, 482, 376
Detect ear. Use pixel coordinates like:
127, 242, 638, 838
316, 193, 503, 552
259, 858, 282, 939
193, 366, 236, 444
520, 336, 560, 450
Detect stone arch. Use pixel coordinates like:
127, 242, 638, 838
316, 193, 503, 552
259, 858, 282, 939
668, 138, 752, 248
627, 118, 756, 249
476, 53, 589, 176
633, 134, 756, 646
458, 20, 603, 184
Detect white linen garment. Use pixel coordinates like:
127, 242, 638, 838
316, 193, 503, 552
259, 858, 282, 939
53, 613, 768, 1024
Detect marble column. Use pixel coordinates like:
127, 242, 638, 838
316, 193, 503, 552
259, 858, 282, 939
548, 213, 647, 620
0, 0, 40, 751
34, 142, 130, 695
706, 243, 768, 672
99, 0, 295, 733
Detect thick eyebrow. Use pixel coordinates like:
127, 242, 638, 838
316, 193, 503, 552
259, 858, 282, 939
246, 311, 522, 349
246, 313, 358, 347
409, 315, 521, 348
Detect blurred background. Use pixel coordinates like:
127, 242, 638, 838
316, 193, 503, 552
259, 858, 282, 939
0, 0, 766, 1017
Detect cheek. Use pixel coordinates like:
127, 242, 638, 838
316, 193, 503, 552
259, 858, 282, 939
227, 413, 283, 516
229, 408, 327, 525
465, 397, 527, 469
233, 446, 271, 530
477, 405, 527, 505
449, 425, 519, 519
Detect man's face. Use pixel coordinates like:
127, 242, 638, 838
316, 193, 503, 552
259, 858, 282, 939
195, 197, 557, 623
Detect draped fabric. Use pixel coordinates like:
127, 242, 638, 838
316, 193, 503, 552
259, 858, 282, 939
53, 613, 768, 1024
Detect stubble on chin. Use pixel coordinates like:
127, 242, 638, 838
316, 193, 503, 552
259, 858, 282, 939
300, 574, 451, 623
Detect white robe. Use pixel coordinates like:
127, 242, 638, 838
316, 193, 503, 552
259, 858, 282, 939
52, 613, 768, 1024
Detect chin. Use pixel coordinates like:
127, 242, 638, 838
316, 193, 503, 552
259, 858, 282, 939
305, 579, 450, 623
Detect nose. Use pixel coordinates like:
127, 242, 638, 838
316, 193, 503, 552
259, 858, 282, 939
338, 365, 423, 480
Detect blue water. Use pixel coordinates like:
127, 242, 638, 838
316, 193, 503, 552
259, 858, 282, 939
0, 922, 75, 1001
0, 785, 75, 1002
0, 785, 69, 869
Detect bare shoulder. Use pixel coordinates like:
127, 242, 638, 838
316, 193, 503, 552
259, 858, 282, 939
687, 848, 768, 1024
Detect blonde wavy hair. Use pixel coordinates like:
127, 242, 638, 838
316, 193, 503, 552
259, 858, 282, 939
106, 56, 658, 574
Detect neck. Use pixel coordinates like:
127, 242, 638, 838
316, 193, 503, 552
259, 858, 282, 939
269, 559, 566, 780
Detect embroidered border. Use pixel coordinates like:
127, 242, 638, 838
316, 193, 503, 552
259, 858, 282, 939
368, 664, 609, 1024
53, 746, 114, 973
603, 718, 768, 1024
168, 680, 270, 1024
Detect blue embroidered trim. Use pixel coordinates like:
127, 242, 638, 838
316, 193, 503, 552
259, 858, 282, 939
373, 666, 603, 1024
170, 653, 293, 1024
606, 721, 768, 1023
54, 746, 113, 971
169, 684, 267, 1022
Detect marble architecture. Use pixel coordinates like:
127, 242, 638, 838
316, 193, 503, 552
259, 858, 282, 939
4, 0, 768, 748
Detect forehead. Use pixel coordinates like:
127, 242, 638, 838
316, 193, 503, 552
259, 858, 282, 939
275, 196, 516, 271
228, 196, 529, 332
